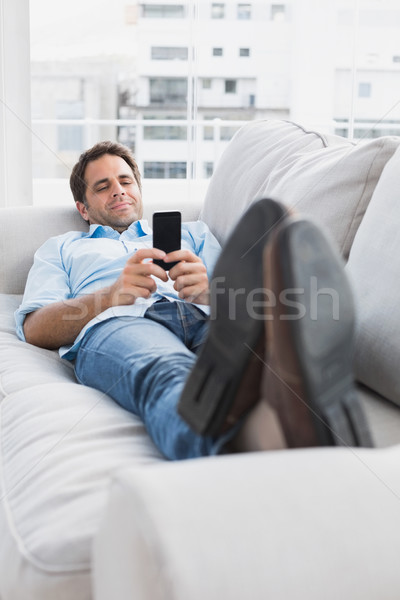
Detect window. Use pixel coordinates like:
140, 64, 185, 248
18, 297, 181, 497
202, 78, 212, 89
204, 162, 214, 178
203, 125, 214, 140
225, 79, 237, 94
144, 161, 187, 178
221, 125, 240, 140
271, 4, 286, 22
239, 48, 250, 57
237, 4, 251, 20
118, 126, 136, 150
56, 101, 84, 152
211, 3, 225, 19
141, 4, 185, 18
359, 82, 372, 98
151, 47, 188, 60
213, 48, 223, 57
393, 56, 400, 63
149, 78, 187, 105
143, 125, 187, 140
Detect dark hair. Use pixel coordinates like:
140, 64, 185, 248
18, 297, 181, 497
69, 141, 142, 205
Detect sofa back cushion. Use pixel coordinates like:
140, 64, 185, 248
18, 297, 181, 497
346, 145, 400, 406
201, 119, 400, 258
0, 206, 88, 295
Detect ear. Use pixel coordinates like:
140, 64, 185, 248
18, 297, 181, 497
76, 201, 89, 222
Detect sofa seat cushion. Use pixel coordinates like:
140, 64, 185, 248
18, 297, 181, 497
0, 295, 77, 402
201, 119, 400, 257
346, 145, 400, 406
0, 331, 76, 399
0, 382, 163, 598
0, 294, 22, 335
0, 297, 164, 598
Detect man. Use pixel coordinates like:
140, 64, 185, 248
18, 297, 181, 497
15, 141, 372, 460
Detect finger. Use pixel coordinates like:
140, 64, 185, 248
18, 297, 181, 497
138, 262, 169, 281
119, 273, 158, 294
151, 266, 169, 282
173, 273, 206, 292
164, 249, 200, 264
177, 284, 208, 303
129, 248, 166, 264
124, 260, 169, 281
110, 281, 154, 305
169, 260, 206, 281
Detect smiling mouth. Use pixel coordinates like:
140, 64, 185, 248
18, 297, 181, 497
111, 202, 132, 211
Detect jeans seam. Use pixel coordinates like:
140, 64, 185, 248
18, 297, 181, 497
176, 301, 190, 346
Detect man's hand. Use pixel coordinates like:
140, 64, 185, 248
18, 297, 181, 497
23, 248, 168, 350
108, 248, 168, 305
165, 249, 210, 305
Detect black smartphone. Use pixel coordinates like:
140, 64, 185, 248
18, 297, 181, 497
152, 211, 182, 270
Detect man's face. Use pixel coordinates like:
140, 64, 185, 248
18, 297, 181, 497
77, 153, 143, 232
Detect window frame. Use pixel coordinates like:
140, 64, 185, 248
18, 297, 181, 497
271, 3, 286, 22
141, 4, 186, 19
358, 82, 372, 98
0, 0, 32, 207
224, 79, 237, 94
239, 48, 250, 57
211, 3, 225, 19
151, 46, 189, 60
237, 3, 252, 20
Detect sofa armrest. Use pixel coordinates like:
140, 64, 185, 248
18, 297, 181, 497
93, 447, 400, 600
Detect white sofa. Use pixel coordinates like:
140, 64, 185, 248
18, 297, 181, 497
2, 120, 400, 599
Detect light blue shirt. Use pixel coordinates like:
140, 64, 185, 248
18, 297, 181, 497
15, 219, 221, 360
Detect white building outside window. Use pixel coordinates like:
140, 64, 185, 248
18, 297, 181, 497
2, 0, 400, 207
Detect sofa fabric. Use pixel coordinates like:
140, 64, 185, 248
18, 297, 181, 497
201, 119, 400, 258
0, 206, 88, 296
347, 144, 400, 407
94, 448, 400, 600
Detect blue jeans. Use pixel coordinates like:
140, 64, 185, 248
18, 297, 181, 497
74, 299, 230, 460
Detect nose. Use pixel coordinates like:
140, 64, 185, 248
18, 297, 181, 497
112, 180, 125, 197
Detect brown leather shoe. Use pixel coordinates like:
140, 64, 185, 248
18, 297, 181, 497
178, 198, 289, 436
256, 216, 373, 448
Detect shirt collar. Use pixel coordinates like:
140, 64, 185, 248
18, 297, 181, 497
88, 219, 151, 239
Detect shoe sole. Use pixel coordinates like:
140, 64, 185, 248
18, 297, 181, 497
264, 218, 373, 447
178, 198, 288, 437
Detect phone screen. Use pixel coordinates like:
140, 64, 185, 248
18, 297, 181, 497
152, 211, 181, 270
